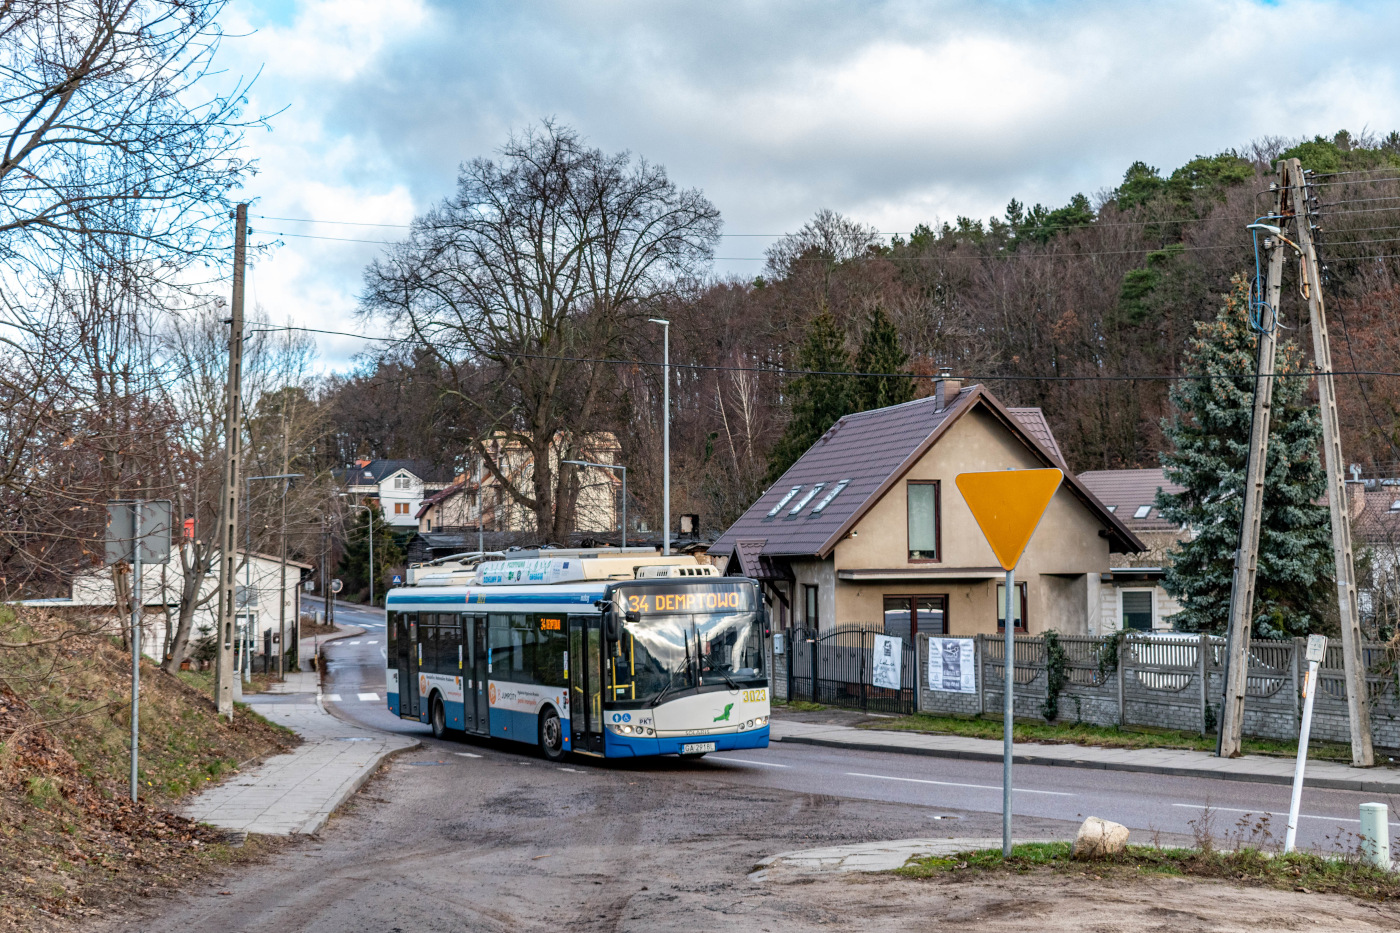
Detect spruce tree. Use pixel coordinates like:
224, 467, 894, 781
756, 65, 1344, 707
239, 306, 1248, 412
1157, 275, 1333, 637
767, 310, 855, 482
853, 305, 914, 411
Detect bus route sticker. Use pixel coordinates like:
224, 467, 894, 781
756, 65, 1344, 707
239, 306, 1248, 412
928, 637, 976, 693
870, 634, 902, 690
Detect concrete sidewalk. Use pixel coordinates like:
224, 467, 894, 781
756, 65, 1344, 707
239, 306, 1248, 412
183, 699, 417, 835
771, 718, 1400, 794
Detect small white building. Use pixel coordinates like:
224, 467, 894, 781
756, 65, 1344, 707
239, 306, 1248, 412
55, 550, 312, 661
344, 459, 453, 528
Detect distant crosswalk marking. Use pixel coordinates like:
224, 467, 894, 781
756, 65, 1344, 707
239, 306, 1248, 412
324, 694, 342, 702
347, 640, 361, 645
357, 692, 379, 702
366, 640, 378, 645
455, 752, 482, 758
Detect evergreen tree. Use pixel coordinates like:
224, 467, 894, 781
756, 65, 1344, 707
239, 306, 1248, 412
767, 310, 855, 482
336, 504, 405, 606
1157, 275, 1333, 638
853, 306, 914, 411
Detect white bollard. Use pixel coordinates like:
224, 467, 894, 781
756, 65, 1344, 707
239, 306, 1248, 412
1358, 803, 1392, 871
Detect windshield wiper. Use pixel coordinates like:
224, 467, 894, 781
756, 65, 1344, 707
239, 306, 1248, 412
651, 629, 693, 707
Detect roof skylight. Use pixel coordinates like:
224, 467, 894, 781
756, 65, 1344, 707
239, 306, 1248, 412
1106, 505, 1117, 513
765, 485, 803, 519
811, 480, 850, 515
787, 483, 825, 517
1133, 505, 1152, 519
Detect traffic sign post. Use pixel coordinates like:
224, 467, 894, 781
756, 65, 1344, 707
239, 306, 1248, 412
105, 499, 172, 804
1285, 634, 1328, 853
391, 574, 402, 587
955, 468, 1063, 858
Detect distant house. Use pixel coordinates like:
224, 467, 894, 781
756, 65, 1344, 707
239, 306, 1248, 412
415, 432, 622, 537
1076, 468, 1186, 632
32, 550, 312, 661
710, 378, 1143, 641
343, 459, 453, 528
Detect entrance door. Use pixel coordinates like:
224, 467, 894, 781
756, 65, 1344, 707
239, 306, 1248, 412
405, 614, 421, 719
469, 615, 489, 733
568, 614, 604, 753
395, 613, 411, 716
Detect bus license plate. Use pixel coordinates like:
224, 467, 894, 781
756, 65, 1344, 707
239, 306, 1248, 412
682, 742, 716, 754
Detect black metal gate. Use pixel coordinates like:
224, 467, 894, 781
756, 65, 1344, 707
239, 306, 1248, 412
787, 624, 917, 714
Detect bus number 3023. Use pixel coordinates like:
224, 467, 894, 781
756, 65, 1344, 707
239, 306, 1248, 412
741, 689, 766, 703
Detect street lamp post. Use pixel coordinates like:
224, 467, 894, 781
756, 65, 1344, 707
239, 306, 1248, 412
562, 460, 627, 548
648, 318, 670, 555
246, 473, 302, 682
343, 497, 377, 607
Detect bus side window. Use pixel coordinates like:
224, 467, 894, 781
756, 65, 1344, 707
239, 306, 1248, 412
533, 614, 566, 687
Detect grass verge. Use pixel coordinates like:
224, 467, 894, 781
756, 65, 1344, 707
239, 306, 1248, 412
898, 841, 1400, 901
1, 607, 301, 930
868, 712, 1358, 762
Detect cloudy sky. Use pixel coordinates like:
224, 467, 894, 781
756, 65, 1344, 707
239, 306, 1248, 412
217, 0, 1400, 370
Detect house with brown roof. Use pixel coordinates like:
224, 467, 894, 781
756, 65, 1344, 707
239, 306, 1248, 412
1076, 467, 1186, 632
710, 377, 1143, 642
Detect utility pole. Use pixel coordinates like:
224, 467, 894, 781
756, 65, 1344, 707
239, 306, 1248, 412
1219, 172, 1289, 758
213, 203, 247, 720
649, 318, 671, 555
1290, 159, 1374, 767
279, 411, 289, 680
129, 500, 142, 802
1219, 159, 1375, 767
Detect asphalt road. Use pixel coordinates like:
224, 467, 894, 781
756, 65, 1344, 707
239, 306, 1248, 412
96, 606, 1400, 932
311, 608, 1399, 855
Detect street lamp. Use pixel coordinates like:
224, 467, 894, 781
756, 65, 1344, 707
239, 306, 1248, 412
648, 317, 670, 556
246, 473, 302, 682
342, 495, 377, 608
563, 460, 627, 548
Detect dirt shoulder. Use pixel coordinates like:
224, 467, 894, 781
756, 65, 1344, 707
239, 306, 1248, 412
0, 609, 300, 931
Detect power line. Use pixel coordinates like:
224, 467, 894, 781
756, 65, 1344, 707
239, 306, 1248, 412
245, 323, 1400, 383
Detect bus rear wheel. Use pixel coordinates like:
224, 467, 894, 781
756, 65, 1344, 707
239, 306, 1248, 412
538, 708, 565, 761
430, 695, 448, 740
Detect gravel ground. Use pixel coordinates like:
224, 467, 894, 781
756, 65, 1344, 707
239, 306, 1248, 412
81, 733, 1400, 933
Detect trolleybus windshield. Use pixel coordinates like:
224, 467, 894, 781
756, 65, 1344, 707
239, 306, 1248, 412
609, 581, 764, 705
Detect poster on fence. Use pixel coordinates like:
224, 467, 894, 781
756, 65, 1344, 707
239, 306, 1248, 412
870, 634, 903, 690
928, 637, 976, 693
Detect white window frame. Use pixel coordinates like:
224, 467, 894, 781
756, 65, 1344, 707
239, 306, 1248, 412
1120, 588, 1156, 632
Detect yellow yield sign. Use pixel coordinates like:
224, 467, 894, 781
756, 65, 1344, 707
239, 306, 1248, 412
954, 468, 1063, 571
954, 466, 1062, 859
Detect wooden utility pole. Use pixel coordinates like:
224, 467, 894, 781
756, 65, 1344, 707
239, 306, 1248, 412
1219, 160, 1374, 766
214, 203, 248, 719
1288, 159, 1374, 766
1219, 170, 1290, 758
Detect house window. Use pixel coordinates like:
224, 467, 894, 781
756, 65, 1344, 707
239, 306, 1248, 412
907, 481, 940, 561
882, 595, 947, 643
394, 502, 409, 515
803, 585, 819, 629
1122, 590, 1154, 631
996, 583, 1027, 632
395, 475, 411, 490
1133, 504, 1152, 519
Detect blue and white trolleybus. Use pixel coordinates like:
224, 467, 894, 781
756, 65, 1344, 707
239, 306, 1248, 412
385, 549, 770, 760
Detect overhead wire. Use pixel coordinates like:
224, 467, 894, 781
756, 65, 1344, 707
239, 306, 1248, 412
243, 323, 1400, 383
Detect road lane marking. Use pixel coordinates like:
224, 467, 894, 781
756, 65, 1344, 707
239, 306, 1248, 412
710, 757, 790, 768
844, 772, 1074, 796
357, 692, 379, 701
366, 640, 379, 645
1170, 803, 1400, 826
347, 641, 361, 645
455, 752, 482, 758
560, 767, 585, 773
324, 694, 341, 702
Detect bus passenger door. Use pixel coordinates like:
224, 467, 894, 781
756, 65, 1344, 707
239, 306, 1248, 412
469, 615, 488, 733
405, 615, 421, 719
569, 615, 604, 754
395, 613, 411, 717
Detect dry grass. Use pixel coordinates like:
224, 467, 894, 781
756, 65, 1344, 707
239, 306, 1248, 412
0, 608, 299, 930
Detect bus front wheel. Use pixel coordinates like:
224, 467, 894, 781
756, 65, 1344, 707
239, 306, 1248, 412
430, 695, 447, 740
538, 708, 565, 761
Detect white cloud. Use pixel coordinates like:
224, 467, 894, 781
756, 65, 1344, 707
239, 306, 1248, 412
213, 0, 1400, 369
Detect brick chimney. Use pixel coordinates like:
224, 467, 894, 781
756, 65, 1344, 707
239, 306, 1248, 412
934, 367, 962, 410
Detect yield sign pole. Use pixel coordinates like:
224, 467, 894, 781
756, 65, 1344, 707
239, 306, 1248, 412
955, 468, 1063, 857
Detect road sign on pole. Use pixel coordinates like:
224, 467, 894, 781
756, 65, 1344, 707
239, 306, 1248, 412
955, 468, 1063, 858
330, 579, 343, 594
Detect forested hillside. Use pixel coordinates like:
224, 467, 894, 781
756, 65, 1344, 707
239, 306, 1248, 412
326, 128, 1400, 536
